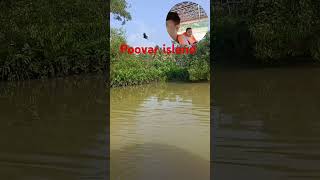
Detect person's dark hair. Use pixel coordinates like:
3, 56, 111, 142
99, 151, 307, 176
166, 11, 180, 25
186, 27, 192, 32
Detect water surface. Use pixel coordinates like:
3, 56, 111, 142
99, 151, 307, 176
213, 67, 320, 180
111, 82, 210, 180
0, 76, 107, 180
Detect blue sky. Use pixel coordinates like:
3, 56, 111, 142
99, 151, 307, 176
111, 0, 210, 47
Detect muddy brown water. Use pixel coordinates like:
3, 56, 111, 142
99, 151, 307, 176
0, 76, 107, 180
111, 82, 210, 180
213, 67, 320, 180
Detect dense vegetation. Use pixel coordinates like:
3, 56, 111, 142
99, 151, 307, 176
214, 0, 320, 64
0, 0, 108, 81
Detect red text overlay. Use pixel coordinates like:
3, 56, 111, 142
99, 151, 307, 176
120, 44, 196, 55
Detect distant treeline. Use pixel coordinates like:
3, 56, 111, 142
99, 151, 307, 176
0, 0, 108, 81
213, 0, 320, 64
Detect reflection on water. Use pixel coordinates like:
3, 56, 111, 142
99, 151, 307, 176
213, 67, 320, 180
111, 82, 210, 180
0, 76, 107, 180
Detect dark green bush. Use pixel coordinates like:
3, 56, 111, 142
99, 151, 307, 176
0, 0, 108, 81
214, 0, 320, 64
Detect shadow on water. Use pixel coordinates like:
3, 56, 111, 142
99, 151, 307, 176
0, 76, 107, 180
213, 67, 320, 180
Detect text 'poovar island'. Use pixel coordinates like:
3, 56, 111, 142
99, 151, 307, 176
119, 43, 197, 55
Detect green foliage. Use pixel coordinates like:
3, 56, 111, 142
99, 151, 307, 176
110, 28, 127, 63
0, 0, 108, 81
214, 17, 252, 61
188, 57, 210, 81
111, 60, 164, 87
215, 0, 320, 63
249, 0, 320, 61
110, 0, 132, 24
162, 62, 189, 81
186, 33, 210, 81
110, 52, 191, 87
